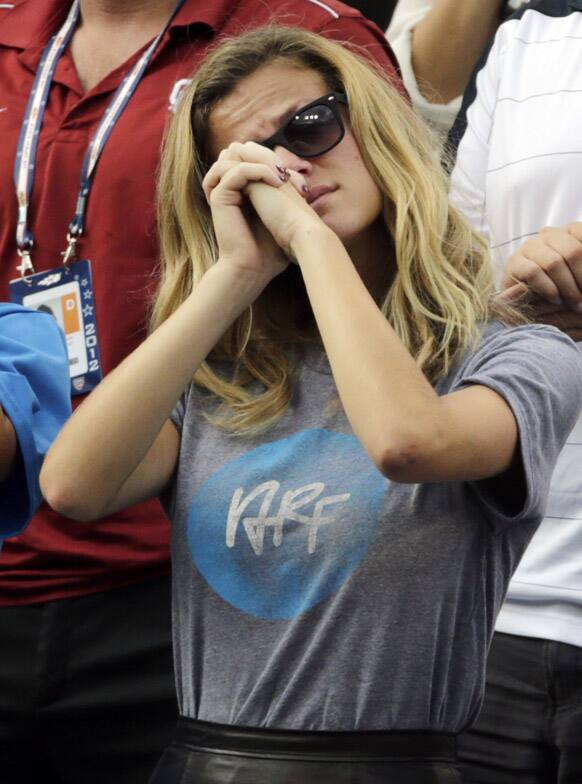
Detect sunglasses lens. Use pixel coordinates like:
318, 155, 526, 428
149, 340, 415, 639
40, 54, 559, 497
284, 104, 342, 156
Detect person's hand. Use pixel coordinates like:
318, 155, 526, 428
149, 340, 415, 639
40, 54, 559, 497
202, 142, 318, 282
499, 222, 582, 309
498, 223, 582, 340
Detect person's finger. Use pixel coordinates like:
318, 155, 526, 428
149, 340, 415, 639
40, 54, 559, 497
286, 168, 310, 199
208, 162, 287, 205
496, 282, 527, 303
540, 227, 582, 307
202, 159, 237, 201
217, 141, 285, 167
502, 252, 563, 305
497, 280, 569, 310
204, 159, 292, 201
566, 221, 582, 243
496, 285, 568, 317
219, 142, 311, 189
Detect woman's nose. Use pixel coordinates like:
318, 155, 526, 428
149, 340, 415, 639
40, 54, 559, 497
273, 145, 313, 176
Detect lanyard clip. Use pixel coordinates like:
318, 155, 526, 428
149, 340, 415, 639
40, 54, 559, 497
16, 247, 35, 279
61, 233, 78, 267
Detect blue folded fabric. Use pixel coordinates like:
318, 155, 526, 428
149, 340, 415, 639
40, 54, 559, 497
0, 303, 71, 547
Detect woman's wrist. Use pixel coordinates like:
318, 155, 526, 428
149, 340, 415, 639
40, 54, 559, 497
289, 222, 340, 267
204, 259, 273, 307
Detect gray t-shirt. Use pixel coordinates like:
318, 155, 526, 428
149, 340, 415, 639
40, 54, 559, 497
164, 322, 582, 732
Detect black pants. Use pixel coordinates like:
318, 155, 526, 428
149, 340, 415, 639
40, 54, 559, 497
149, 717, 461, 784
459, 632, 582, 783
0, 576, 178, 784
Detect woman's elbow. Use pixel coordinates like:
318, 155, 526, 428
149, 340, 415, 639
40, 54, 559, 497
374, 442, 426, 482
372, 430, 447, 483
40, 463, 104, 522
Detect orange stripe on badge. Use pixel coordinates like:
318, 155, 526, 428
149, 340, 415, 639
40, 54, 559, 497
61, 292, 80, 334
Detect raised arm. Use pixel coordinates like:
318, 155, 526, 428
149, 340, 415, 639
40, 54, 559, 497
289, 224, 519, 483
410, 0, 502, 104
40, 154, 301, 522
40, 266, 275, 521
227, 144, 522, 484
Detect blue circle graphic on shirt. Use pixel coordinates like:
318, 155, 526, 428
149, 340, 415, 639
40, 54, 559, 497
186, 428, 386, 620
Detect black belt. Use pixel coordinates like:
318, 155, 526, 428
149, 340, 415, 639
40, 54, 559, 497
174, 717, 457, 763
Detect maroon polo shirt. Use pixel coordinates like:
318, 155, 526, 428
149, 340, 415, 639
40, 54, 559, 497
0, 0, 402, 605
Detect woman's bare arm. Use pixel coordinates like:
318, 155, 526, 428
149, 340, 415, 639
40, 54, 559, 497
40, 265, 270, 520
290, 225, 518, 484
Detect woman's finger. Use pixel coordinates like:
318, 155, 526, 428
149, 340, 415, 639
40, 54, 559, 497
208, 162, 287, 206
208, 143, 310, 203
287, 168, 310, 199
203, 159, 288, 202
216, 140, 285, 167
202, 159, 236, 201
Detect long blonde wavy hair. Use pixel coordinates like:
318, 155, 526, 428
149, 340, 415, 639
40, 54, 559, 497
154, 25, 521, 435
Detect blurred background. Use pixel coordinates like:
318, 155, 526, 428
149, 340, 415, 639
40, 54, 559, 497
348, 0, 397, 30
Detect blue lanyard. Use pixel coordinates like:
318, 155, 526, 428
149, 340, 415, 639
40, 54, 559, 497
14, 0, 185, 276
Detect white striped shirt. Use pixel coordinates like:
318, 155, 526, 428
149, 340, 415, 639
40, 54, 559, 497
452, 0, 582, 647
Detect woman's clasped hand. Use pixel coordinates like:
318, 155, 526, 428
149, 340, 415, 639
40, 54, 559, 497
202, 140, 318, 274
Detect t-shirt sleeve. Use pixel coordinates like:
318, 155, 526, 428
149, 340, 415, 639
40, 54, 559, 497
451, 324, 582, 529
161, 388, 191, 519
386, 0, 461, 135
170, 389, 188, 433
0, 307, 71, 544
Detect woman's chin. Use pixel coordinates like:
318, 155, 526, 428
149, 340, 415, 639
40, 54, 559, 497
318, 216, 354, 245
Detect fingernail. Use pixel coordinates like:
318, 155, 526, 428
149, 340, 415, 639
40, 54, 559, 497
575, 302, 582, 314
552, 297, 563, 306
276, 166, 290, 182
302, 184, 310, 194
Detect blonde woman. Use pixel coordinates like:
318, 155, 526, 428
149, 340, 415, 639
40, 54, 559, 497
41, 25, 582, 784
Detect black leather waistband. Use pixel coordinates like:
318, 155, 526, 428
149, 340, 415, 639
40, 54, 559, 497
174, 717, 457, 763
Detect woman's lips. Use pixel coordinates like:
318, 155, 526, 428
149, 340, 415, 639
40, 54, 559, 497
306, 185, 337, 206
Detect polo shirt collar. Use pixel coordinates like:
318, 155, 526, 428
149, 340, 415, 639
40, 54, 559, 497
0, 0, 69, 49
172, 0, 236, 33
0, 0, 236, 50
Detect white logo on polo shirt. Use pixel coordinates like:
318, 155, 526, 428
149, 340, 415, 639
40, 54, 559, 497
168, 79, 191, 113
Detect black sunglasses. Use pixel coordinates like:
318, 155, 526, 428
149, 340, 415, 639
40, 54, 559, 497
260, 92, 348, 158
